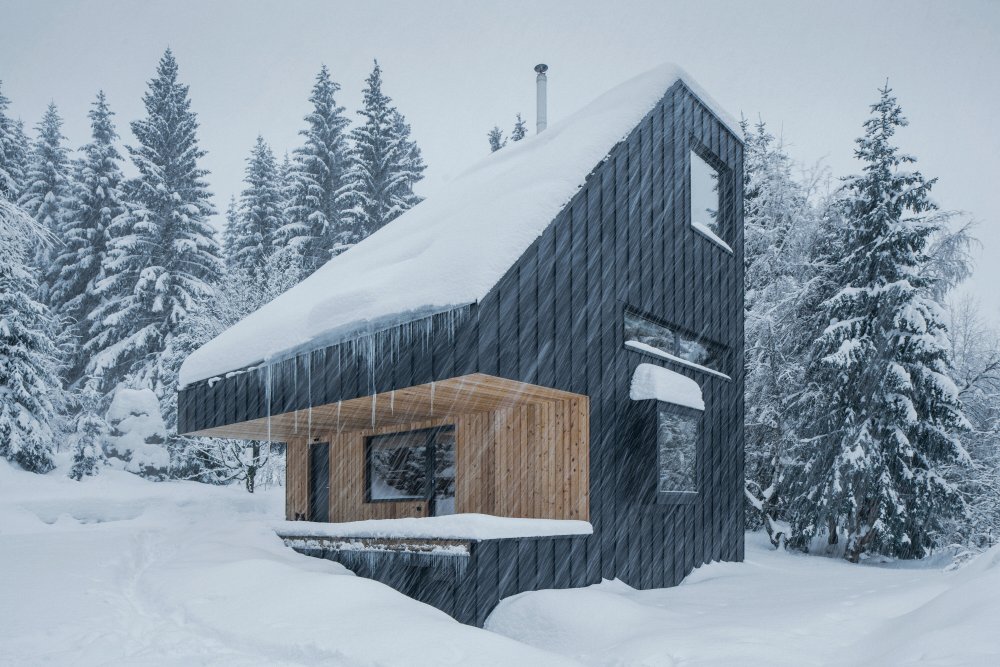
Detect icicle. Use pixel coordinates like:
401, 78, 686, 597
390, 390, 395, 415
307, 358, 313, 442
430, 381, 435, 416
266, 364, 272, 443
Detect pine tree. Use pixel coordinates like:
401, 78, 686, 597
787, 85, 969, 562
511, 113, 527, 142
0, 199, 64, 473
343, 61, 425, 241
281, 65, 351, 277
18, 102, 72, 268
221, 195, 239, 267
741, 119, 823, 545
68, 385, 108, 480
488, 126, 506, 152
232, 136, 283, 277
87, 49, 221, 397
0, 82, 29, 201
47, 92, 126, 385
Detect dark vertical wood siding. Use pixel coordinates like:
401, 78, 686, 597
180, 80, 744, 595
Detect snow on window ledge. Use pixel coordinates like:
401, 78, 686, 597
692, 221, 734, 254
273, 513, 593, 541
625, 340, 731, 381
630, 363, 705, 411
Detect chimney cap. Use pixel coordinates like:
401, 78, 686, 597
534, 63, 548, 74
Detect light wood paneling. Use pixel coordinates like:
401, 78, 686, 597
285, 393, 589, 523
285, 439, 308, 520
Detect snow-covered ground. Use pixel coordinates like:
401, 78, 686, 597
489, 536, 1000, 666
2, 462, 998, 666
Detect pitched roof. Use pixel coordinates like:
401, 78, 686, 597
179, 64, 740, 387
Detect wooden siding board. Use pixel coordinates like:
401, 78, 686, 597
536, 228, 557, 389
474, 540, 500, 627
518, 245, 539, 385
498, 540, 518, 600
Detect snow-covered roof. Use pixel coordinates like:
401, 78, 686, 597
629, 363, 704, 411
179, 64, 740, 388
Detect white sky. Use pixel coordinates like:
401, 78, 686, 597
3, 0, 998, 317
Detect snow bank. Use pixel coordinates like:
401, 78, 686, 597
487, 532, 1000, 666
275, 513, 594, 541
179, 63, 741, 387
0, 462, 576, 666
629, 362, 704, 410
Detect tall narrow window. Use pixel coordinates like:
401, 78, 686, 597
657, 404, 699, 497
690, 149, 721, 236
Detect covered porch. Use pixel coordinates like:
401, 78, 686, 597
190, 373, 590, 524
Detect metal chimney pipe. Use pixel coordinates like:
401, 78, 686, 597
535, 63, 548, 133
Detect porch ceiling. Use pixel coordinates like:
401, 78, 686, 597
187, 373, 585, 441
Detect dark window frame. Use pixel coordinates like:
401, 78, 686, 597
655, 401, 702, 505
364, 425, 455, 504
688, 140, 731, 252
622, 306, 729, 377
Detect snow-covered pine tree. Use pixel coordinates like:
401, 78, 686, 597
0, 199, 64, 473
221, 195, 239, 267
511, 113, 527, 142
232, 136, 284, 277
87, 49, 221, 397
10, 120, 30, 197
281, 65, 351, 277
488, 126, 506, 152
945, 298, 1000, 551
741, 119, 823, 545
47, 92, 126, 385
68, 385, 108, 480
0, 82, 29, 201
343, 61, 425, 241
18, 102, 72, 270
787, 85, 969, 562
391, 109, 425, 207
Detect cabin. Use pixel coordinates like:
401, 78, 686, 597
177, 63, 744, 626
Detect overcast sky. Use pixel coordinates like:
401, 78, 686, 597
3, 0, 998, 317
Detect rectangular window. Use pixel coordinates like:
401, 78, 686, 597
366, 426, 456, 516
657, 404, 699, 497
624, 310, 726, 374
691, 149, 722, 237
690, 148, 732, 253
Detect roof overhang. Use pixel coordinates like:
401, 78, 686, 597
185, 373, 585, 441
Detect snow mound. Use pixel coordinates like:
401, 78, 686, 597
104, 388, 169, 479
179, 63, 740, 387
630, 363, 704, 410
0, 462, 576, 666
275, 513, 594, 541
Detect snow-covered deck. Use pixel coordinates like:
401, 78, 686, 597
274, 513, 594, 542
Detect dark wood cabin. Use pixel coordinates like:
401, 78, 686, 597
178, 65, 744, 626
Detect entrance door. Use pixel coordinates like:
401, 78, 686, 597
309, 442, 330, 522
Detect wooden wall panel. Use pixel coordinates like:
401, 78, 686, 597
285, 438, 308, 520
286, 398, 590, 523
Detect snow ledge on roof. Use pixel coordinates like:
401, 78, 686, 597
625, 340, 732, 381
629, 363, 705, 411
273, 514, 594, 541
179, 63, 741, 388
